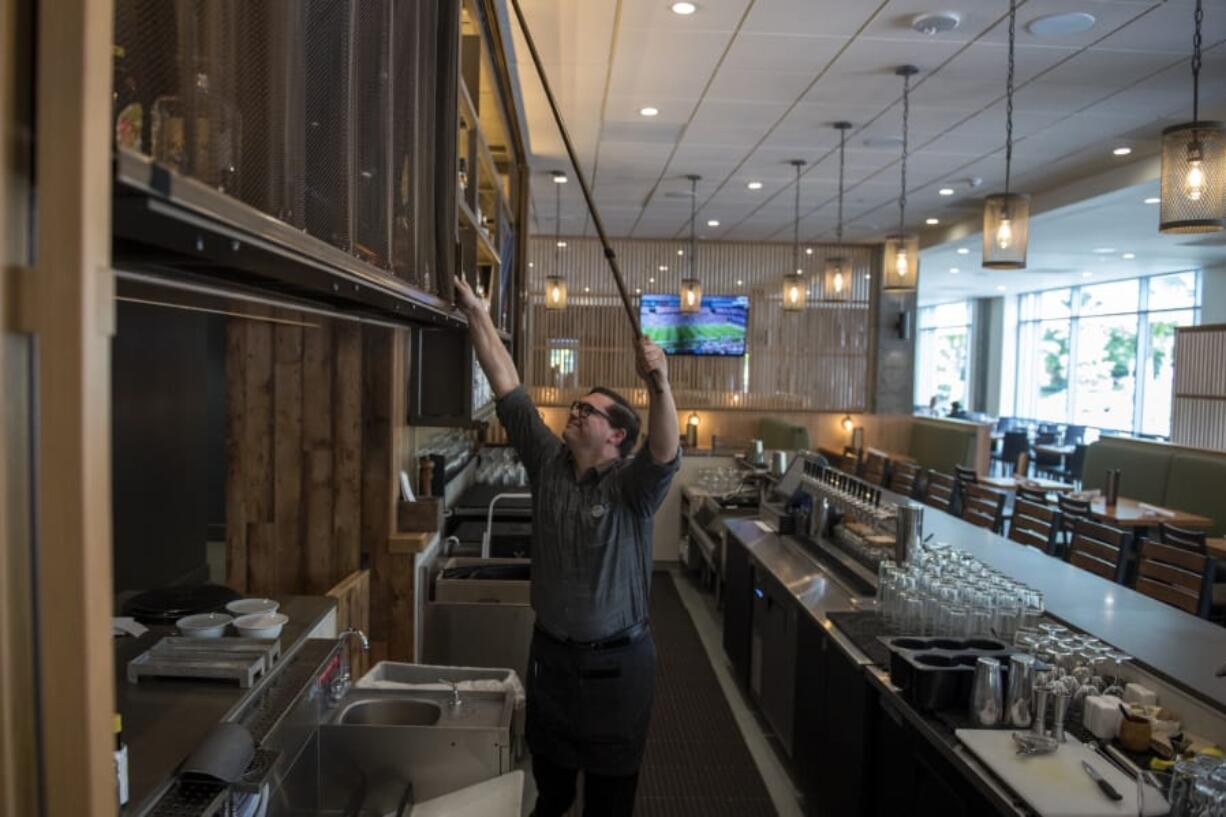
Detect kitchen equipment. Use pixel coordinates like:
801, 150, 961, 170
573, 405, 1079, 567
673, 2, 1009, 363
770, 450, 789, 478
881, 636, 1015, 712
435, 558, 531, 604
233, 612, 288, 639
176, 612, 232, 639
127, 637, 279, 687
971, 657, 1004, 727
956, 729, 1168, 816
1033, 686, 1051, 736
123, 583, 241, 626
894, 502, 924, 565
748, 439, 765, 466
1080, 760, 1123, 802
1053, 689, 1071, 742
1118, 713, 1152, 753
1007, 654, 1036, 728
226, 598, 279, 616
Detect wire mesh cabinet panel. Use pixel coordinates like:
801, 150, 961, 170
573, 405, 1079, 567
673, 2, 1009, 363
303, 0, 353, 255
352, 0, 392, 270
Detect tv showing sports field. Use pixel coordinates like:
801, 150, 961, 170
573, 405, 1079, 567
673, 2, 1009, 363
639, 294, 749, 356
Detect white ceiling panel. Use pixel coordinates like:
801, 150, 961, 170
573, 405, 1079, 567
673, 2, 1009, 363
618, 0, 753, 33
740, 0, 881, 38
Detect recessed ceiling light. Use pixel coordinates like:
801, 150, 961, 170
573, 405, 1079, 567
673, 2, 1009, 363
865, 273, 872, 280
747, 181, 763, 190
551, 171, 567, 184
556, 240, 567, 248
1144, 197, 1161, 205
528, 262, 534, 268
949, 267, 960, 274
640, 106, 659, 117
912, 12, 961, 36
649, 277, 656, 283
677, 249, 684, 256
1092, 247, 1116, 254
956, 247, 970, 255
1112, 146, 1132, 156
1122, 252, 1136, 259
996, 285, 1007, 292
939, 187, 955, 196
707, 219, 719, 227
635, 287, 642, 294
671, 1, 697, 14
1027, 12, 1096, 37
925, 217, 940, 225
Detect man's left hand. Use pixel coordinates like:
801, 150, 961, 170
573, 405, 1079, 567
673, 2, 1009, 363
635, 335, 668, 385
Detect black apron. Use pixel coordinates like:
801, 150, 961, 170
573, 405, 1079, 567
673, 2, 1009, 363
526, 624, 656, 776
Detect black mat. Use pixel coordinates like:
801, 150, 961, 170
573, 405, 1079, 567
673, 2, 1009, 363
635, 572, 778, 816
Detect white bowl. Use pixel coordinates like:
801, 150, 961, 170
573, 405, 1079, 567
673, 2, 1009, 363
225, 598, 280, 616
233, 612, 289, 640
176, 612, 233, 639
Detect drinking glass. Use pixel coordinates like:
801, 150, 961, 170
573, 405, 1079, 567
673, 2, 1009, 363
899, 592, 924, 634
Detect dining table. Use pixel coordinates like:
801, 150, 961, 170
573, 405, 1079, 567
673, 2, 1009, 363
1033, 443, 1076, 458
1204, 537, 1226, 561
1087, 495, 1213, 531
979, 475, 1075, 494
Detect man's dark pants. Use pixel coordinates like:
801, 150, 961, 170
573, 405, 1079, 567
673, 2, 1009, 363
526, 624, 655, 817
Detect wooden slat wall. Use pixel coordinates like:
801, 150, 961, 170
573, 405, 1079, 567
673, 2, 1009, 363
1171, 324, 1226, 452
524, 236, 878, 410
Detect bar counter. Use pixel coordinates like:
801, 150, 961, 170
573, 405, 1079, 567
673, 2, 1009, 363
114, 595, 336, 815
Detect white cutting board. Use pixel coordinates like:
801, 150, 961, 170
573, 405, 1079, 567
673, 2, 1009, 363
956, 729, 1167, 817
390, 771, 523, 817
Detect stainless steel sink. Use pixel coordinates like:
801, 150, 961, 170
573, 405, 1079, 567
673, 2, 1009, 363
336, 698, 442, 726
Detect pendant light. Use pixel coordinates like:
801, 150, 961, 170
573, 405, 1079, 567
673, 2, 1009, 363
824, 121, 853, 301
1160, 0, 1224, 233
782, 160, 807, 311
545, 170, 567, 309
679, 174, 703, 312
983, 0, 1030, 268
884, 65, 920, 292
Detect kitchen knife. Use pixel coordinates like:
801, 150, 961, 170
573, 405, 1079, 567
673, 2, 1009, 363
1081, 760, 1124, 802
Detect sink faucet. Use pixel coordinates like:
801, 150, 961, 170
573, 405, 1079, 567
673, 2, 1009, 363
327, 628, 371, 705
437, 678, 463, 712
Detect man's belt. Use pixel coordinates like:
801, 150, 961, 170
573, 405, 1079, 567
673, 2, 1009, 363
534, 620, 649, 651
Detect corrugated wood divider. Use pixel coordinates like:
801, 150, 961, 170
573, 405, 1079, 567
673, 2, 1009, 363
327, 569, 371, 679
1171, 324, 1226, 453
524, 236, 878, 411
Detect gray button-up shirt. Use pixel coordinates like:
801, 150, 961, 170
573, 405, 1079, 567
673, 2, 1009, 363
496, 386, 681, 642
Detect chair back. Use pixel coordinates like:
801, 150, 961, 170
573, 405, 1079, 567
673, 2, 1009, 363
1036, 430, 1059, 445
962, 483, 1007, 533
891, 461, 922, 498
1056, 494, 1092, 537
923, 470, 957, 513
1016, 485, 1050, 505
863, 450, 890, 488
1066, 443, 1088, 483
1064, 425, 1086, 445
1135, 536, 1215, 618
1008, 499, 1061, 555
1000, 431, 1028, 472
1160, 522, 1208, 552
835, 446, 860, 475
1068, 518, 1132, 583
954, 464, 978, 486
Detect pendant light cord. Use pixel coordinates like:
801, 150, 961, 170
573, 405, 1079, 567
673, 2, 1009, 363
689, 175, 697, 280
554, 178, 561, 276
1192, 0, 1203, 124
837, 128, 846, 244
899, 72, 911, 235
1005, 0, 1016, 195
793, 162, 801, 274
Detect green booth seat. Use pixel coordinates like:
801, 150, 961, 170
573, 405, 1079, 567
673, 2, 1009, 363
757, 417, 811, 452
1164, 450, 1226, 537
1081, 437, 1173, 507
908, 417, 981, 475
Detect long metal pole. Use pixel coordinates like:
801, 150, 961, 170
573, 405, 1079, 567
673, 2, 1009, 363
509, 0, 664, 393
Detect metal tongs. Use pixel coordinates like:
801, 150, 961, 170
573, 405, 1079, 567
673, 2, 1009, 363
1012, 731, 1059, 756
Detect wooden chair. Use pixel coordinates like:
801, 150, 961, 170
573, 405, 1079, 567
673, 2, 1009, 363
1008, 498, 1061, 555
890, 461, 922, 498
1134, 536, 1216, 618
1160, 522, 1208, 552
863, 450, 890, 488
962, 483, 1007, 533
1067, 518, 1132, 584
1016, 485, 1050, 505
954, 464, 978, 486
835, 445, 860, 475
923, 470, 957, 514
1056, 494, 1092, 541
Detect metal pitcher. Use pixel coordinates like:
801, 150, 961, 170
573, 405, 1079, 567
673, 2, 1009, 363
894, 502, 924, 565
1006, 654, 1036, 728
971, 656, 1004, 727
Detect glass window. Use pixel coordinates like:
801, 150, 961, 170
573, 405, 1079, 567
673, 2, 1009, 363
916, 301, 973, 412
1078, 280, 1139, 316
1147, 271, 1198, 311
1073, 315, 1138, 431
1012, 271, 1200, 438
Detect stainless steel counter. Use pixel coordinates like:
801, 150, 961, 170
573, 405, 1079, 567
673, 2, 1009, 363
115, 595, 335, 815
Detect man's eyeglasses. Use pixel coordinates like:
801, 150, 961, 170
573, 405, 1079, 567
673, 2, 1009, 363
569, 400, 615, 425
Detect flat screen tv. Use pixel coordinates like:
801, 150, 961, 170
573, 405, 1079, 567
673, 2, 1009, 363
639, 294, 749, 356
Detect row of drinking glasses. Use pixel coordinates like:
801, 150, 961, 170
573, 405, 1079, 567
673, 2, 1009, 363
877, 548, 1044, 641
1170, 755, 1226, 817
696, 467, 748, 496
1014, 623, 1135, 699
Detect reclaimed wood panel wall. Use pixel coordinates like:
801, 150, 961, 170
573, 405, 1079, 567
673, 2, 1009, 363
524, 236, 878, 411
1171, 324, 1226, 452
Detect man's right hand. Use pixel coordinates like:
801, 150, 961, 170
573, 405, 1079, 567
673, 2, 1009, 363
454, 275, 484, 314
